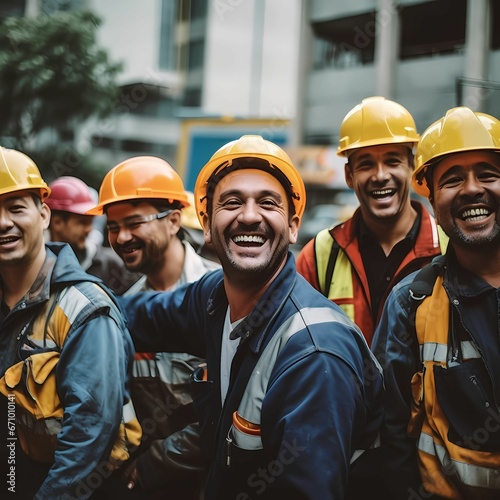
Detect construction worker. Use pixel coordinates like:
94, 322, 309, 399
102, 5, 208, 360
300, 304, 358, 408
86, 156, 220, 498
0, 147, 139, 499
296, 96, 448, 346
45, 176, 140, 294
372, 107, 500, 499
115, 135, 384, 499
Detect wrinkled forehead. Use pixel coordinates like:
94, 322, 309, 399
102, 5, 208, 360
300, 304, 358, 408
348, 143, 412, 163
432, 150, 500, 178
0, 190, 39, 205
213, 168, 287, 198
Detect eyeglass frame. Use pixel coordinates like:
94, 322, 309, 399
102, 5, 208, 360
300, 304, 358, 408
106, 209, 174, 234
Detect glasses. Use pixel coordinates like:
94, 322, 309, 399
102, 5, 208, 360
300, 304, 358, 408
106, 209, 173, 234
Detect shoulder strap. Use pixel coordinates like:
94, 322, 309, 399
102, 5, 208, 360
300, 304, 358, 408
323, 240, 340, 298
407, 262, 440, 361
437, 225, 449, 254
314, 229, 340, 298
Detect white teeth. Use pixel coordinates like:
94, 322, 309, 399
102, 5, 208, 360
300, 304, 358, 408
461, 208, 490, 220
0, 237, 17, 244
233, 235, 265, 244
372, 189, 393, 196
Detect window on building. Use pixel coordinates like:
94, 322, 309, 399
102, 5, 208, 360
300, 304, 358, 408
492, 0, 500, 50
182, 88, 201, 107
91, 135, 115, 149
41, 0, 85, 14
311, 12, 376, 70
190, 0, 207, 20
400, 0, 466, 59
187, 39, 205, 70
159, 0, 179, 71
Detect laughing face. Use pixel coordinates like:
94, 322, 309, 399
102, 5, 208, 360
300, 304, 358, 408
204, 169, 299, 284
430, 151, 500, 249
345, 144, 413, 223
106, 201, 178, 274
0, 192, 50, 269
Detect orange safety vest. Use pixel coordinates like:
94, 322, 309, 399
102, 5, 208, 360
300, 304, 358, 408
409, 276, 500, 498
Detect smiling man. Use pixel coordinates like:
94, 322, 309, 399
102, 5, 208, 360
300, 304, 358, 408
116, 135, 384, 499
297, 96, 448, 346
372, 107, 500, 499
87, 156, 219, 498
0, 147, 136, 499
45, 176, 140, 295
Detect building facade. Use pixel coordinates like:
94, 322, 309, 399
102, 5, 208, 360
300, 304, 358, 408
303, 0, 500, 144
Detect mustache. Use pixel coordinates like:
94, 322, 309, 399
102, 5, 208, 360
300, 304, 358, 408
454, 195, 491, 209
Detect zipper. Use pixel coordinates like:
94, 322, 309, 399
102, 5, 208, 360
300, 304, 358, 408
470, 375, 491, 409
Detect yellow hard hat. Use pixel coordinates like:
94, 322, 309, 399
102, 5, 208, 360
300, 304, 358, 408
413, 107, 500, 197
194, 135, 306, 226
181, 191, 203, 230
337, 96, 420, 157
0, 147, 50, 200
87, 156, 189, 215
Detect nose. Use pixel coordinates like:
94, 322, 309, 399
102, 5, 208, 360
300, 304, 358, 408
237, 199, 263, 225
372, 162, 390, 182
462, 173, 484, 196
83, 221, 93, 237
0, 208, 14, 231
114, 225, 134, 245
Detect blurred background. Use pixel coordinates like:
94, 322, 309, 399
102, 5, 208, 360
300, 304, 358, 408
1, 0, 499, 252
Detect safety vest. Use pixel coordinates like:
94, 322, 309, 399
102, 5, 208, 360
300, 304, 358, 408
409, 274, 500, 498
314, 224, 449, 330
0, 282, 142, 467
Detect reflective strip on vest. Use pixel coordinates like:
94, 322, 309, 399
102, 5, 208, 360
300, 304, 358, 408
123, 399, 137, 423
231, 306, 378, 464
418, 432, 500, 489
419, 341, 481, 363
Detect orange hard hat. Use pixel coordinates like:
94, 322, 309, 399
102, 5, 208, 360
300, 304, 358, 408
87, 156, 189, 215
193, 135, 306, 226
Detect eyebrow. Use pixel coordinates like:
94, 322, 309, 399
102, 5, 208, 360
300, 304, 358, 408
107, 214, 149, 223
219, 188, 284, 200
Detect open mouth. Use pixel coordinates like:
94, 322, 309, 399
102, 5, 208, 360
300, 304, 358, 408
371, 188, 396, 200
232, 235, 266, 246
0, 236, 19, 245
120, 243, 142, 254
460, 207, 491, 222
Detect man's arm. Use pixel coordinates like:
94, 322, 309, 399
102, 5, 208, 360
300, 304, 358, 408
117, 282, 207, 357
371, 282, 422, 498
35, 315, 130, 499
126, 423, 207, 491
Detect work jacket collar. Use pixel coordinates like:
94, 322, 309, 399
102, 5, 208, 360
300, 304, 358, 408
206, 252, 297, 354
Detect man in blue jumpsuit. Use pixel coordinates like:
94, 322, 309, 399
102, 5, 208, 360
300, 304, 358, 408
119, 135, 384, 499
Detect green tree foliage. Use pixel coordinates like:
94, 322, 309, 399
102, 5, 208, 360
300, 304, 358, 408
0, 10, 122, 153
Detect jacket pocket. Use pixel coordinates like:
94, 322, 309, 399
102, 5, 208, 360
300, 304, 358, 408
434, 359, 500, 451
